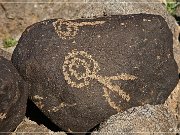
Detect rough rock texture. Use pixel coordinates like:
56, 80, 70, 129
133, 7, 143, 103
0, 48, 11, 60
1, 0, 179, 71
12, 118, 66, 135
0, 0, 178, 39
92, 104, 178, 135
165, 80, 180, 124
11, 14, 179, 133
0, 0, 179, 71
0, 56, 28, 132
0, 0, 179, 133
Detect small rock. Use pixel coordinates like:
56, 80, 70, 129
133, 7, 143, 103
12, 117, 66, 135
0, 56, 28, 132
92, 104, 178, 135
12, 14, 179, 133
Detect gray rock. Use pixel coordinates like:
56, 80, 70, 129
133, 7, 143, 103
92, 104, 178, 135
165, 80, 180, 131
0, 57, 28, 132
11, 14, 179, 133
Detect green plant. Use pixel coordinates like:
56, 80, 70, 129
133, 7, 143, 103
165, 0, 180, 16
3, 38, 17, 48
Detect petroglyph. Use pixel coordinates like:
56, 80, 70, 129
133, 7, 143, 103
53, 19, 105, 39
33, 95, 43, 100
32, 95, 44, 109
63, 50, 137, 112
52, 102, 77, 112
0, 113, 6, 120
63, 50, 100, 88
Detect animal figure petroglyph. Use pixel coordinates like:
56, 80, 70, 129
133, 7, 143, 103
63, 50, 137, 112
53, 19, 105, 39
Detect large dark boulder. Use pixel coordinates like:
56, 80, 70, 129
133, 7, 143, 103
11, 14, 179, 133
0, 56, 28, 132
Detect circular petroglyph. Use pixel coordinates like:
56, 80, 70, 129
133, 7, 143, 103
63, 50, 137, 111
53, 20, 78, 39
63, 50, 100, 88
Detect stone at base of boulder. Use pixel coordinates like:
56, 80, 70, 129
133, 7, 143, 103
165, 80, 180, 129
12, 118, 66, 135
92, 104, 178, 135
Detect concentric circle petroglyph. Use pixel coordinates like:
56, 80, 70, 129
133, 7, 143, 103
53, 20, 78, 39
63, 50, 100, 88
63, 50, 137, 111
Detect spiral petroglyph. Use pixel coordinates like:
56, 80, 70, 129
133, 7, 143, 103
63, 50, 137, 111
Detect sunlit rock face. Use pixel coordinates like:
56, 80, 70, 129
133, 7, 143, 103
92, 104, 178, 135
12, 14, 179, 133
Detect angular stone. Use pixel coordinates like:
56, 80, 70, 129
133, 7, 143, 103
0, 56, 28, 132
92, 104, 178, 135
12, 14, 179, 133
12, 118, 67, 135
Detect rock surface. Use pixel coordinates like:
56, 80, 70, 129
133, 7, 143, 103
1, 0, 179, 71
0, 0, 179, 133
11, 14, 179, 133
12, 118, 66, 135
165, 80, 180, 124
92, 104, 178, 135
0, 0, 178, 38
0, 48, 11, 60
0, 56, 28, 132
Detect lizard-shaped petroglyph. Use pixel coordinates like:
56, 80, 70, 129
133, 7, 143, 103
53, 19, 105, 39
63, 50, 137, 112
